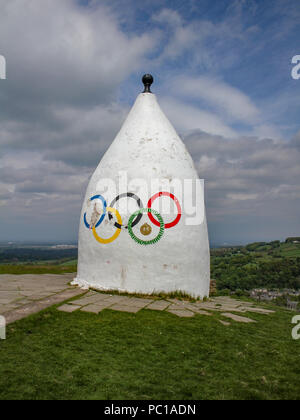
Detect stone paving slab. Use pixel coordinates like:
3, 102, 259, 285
128, 298, 154, 305
187, 304, 211, 313
193, 299, 258, 314
221, 312, 257, 323
13, 298, 32, 306
240, 307, 275, 314
193, 304, 224, 310
3, 287, 83, 324
167, 299, 194, 307
146, 300, 170, 311
205, 306, 246, 313
0, 298, 17, 305
1, 303, 22, 312
80, 303, 110, 314
100, 296, 134, 305
91, 293, 116, 300
219, 320, 231, 326
168, 303, 190, 311
75, 294, 128, 305
0, 274, 275, 326
58, 304, 81, 313
195, 309, 212, 316
166, 300, 204, 313
213, 296, 254, 305
124, 300, 152, 309
109, 304, 140, 313
26, 292, 55, 301
84, 291, 101, 297
63, 293, 274, 323
18, 291, 40, 297
70, 295, 106, 306
167, 309, 195, 318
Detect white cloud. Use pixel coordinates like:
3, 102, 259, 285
152, 9, 199, 60
172, 76, 260, 124
227, 193, 259, 201
160, 97, 237, 138
183, 130, 300, 225
0, 0, 155, 108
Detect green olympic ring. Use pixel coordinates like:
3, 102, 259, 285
127, 208, 165, 245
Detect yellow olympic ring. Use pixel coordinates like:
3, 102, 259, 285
92, 207, 122, 244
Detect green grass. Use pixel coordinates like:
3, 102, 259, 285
59, 259, 78, 267
0, 264, 77, 275
279, 245, 300, 257
89, 287, 204, 301
0, 304, 299, 400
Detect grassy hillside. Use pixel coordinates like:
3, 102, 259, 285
211, 240, 300, 292
0, 264, 77, 275
0, 302, 299, 400
211, 240, 300, 260
0, 246, 77, 274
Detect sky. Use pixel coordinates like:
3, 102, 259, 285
0, 0, 299, 245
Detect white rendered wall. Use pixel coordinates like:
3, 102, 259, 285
73, 92, 210, 298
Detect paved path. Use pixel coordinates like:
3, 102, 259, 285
0, 273, 83, 324
0, 274, 275, 325
58, 290, 275, 324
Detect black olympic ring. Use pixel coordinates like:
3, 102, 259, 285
108, 192, 144, 229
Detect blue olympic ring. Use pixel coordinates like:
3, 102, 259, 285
84, 194, 107, 229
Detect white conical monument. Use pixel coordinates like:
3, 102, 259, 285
73, 75, 210, 298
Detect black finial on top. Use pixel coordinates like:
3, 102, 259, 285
142, 74, 154, 93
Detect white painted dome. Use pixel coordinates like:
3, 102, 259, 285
73, 78, 210, 298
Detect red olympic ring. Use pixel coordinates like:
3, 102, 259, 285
147, 192, 182, 229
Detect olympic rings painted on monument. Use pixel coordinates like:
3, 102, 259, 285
84, 195, 107, 229
83, 191, 181, 245
147, 192, 182, 229
108, 192, 144, 229
92, 207, 122, 244
128, 208, 165, 245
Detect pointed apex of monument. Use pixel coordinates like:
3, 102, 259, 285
142, 74, 154, 93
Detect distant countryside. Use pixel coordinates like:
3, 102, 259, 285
1, 238, 300, 306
